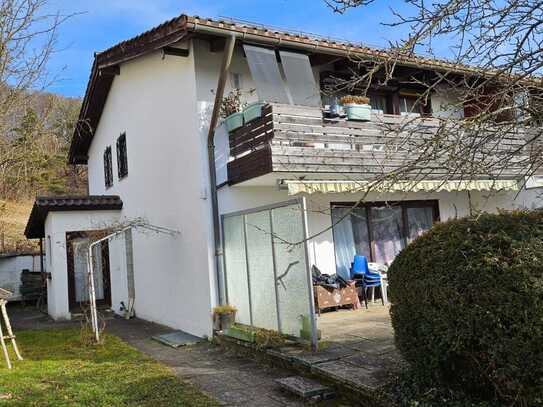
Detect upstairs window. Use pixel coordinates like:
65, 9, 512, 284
399, 92, 432, 117
104, 146, 113, 188
369, 94, 388, 114
116, 132, 128, 179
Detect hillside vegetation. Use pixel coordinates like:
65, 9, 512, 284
0, 200, 35, 253
0, 92, 86, 253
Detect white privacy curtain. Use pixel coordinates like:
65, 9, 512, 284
331, 208, 357, 280
371, 206, 405, 265
279, 50, 321, 107
243, 44, 290, 103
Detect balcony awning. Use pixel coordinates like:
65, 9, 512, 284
285, 179, 519, 195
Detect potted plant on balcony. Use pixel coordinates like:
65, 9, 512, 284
220, 89, 245, 133
212, 304, 237, 331
243, 101, 267, 123
340, 95, 372, 121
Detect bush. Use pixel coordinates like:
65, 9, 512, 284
388, 211, 543, 406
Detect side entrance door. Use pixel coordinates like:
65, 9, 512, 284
66, 231, 112, 311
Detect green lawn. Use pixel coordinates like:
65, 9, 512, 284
0, 328, 219, 406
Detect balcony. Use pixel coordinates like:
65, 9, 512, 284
226, 103, 533, 186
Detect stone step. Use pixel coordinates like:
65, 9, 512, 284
275, 376, 335, 401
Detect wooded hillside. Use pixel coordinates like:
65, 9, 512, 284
0, 92, 86, 253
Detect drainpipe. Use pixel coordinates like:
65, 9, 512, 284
207, 34, 236, 305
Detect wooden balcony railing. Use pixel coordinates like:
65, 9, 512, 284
227, 103, 534, 185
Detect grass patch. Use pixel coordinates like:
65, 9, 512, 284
0, 328, 219, 406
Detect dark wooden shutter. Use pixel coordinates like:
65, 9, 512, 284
116, 133, 128, 179
104, 146, 113, 188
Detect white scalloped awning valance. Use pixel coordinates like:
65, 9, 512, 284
286, 179, 519, 195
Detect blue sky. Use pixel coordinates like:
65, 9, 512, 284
45, 0, 422, 98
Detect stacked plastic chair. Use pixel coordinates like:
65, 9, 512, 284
350, 255, 385, 309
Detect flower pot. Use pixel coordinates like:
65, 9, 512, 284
243, 102, 267, 123
225, 112, 244, 133
213, 312, 236, 331
344, 103, 371, 121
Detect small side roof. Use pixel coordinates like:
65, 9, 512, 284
24, 195, 123, 239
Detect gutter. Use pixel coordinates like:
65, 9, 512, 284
186, 21, 460, 75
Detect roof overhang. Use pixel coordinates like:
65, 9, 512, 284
69, 14, 543, 165
24, 196, 123, 239
69, 15, 191, 165
284, 179, 520, 195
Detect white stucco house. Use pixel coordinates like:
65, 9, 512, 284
24, 14, 543, 342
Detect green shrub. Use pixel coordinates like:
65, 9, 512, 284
388, 211, 543, 406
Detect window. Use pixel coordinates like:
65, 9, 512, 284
103, 146, 113, 188
369, 94, 387, 114
116, 132, 128, 179
47, 235, 52, 266
331, 201, 439, 278
230, 72, 242, 89
399, 94, 431, 116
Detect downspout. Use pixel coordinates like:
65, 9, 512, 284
207, 34, 236, 305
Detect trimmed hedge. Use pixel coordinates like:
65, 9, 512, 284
388, 211, 543, 405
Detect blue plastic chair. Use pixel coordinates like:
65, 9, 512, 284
350, 255, 385, 309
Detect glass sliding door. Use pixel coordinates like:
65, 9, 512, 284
407, 206, 435, 242
331, 201, 439, 269
245, 211, 279, 331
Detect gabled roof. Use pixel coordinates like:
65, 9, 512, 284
24, 196, 123, 239
69, 14, 534, 165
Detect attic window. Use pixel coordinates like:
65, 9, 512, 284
117, 132, 128, 179
104, 146, 113, 188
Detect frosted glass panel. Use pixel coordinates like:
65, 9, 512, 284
245, 211, 278, 330
280, 51, 321, 107
244, 45, 290, 103
92, 243, 105, 301
73, 238, 104, 303
272, 204, 311, 337
223, 215, 251, 325
245, 212, 278, 330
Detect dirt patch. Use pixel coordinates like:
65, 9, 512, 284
0, 199, 37, 253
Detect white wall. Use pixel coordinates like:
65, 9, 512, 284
86, 40, 215, 337
218, 184, 543, 275
0, 254, 40, 301
44, 211, 121, 320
